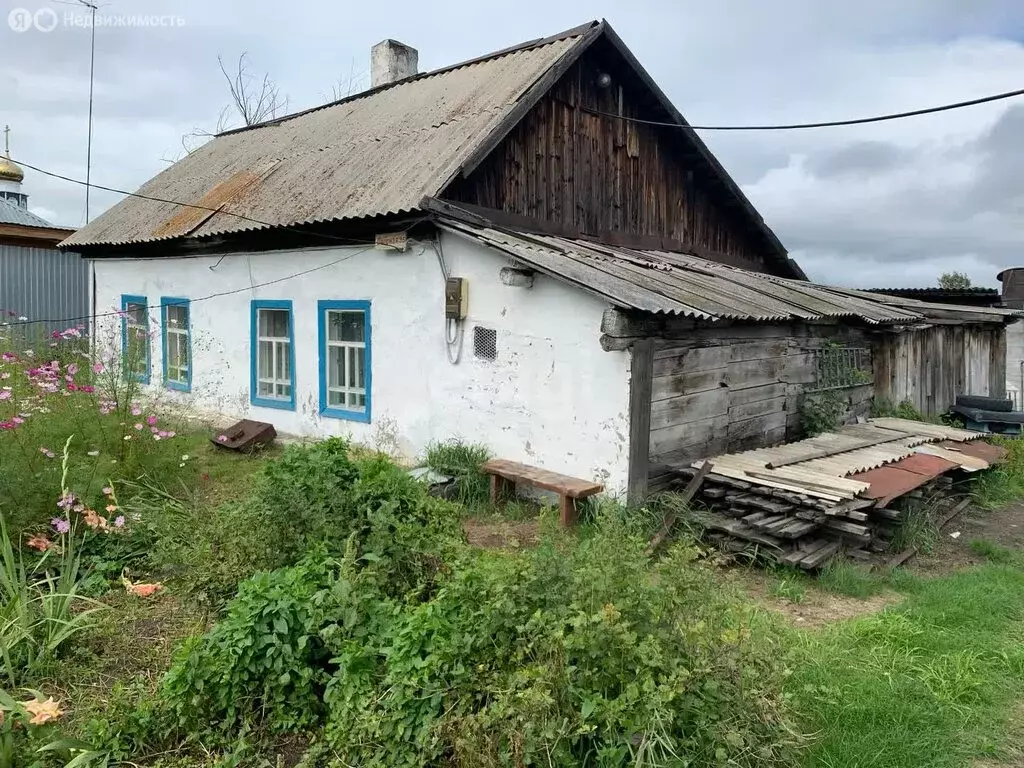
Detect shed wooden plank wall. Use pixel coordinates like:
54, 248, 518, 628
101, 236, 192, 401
645, 325, 873, 494
872, 325, 1007, 416
445, 41, 776, 274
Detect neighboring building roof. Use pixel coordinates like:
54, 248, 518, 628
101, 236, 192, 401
63, 20, 792, 276
864, 286, 1000, 307
440, 219, 1020, 325
0, 198, 59, 229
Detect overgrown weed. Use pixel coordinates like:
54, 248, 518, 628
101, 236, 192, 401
424, 439, 491, 510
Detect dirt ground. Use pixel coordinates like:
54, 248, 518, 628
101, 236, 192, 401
463, 517, 542, 549
912, 501, 1024, 576
727, 568, 903, 628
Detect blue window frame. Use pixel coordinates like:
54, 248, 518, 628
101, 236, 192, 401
160, 297, 191, 392
120, 294, 150, 384
318, 300, 371, 423
250, 299, 296, 410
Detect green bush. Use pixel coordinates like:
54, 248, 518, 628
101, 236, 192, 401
147, 441, 464, 603
161, 553, 339, 734
161, 516, 800, 767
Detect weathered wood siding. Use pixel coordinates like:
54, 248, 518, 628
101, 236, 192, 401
873, 324, 1007, 416
646, 325, 873, 493
444, 41, 774, 273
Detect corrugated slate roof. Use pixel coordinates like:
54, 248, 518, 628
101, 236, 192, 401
0, 199, 59, 229
64, 28, 589, 249
440, 220, 1019, 325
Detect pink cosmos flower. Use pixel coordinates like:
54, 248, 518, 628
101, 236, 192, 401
1, 352, 16, 362
134, 423, 144, 431
150, 426, 159, 434
216, 434, 229, 443
51, 518, 71, 534
146, 415, 158, 426
0, 391, 11, 401
130, 405, 142, 416
67, 363, 79, 376
92, 363, 104, 374
114, 516, 125, 528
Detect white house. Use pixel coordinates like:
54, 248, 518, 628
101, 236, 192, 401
64, 20, 1013, 500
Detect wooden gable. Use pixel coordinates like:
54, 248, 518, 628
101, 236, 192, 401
443, 35, 792, 277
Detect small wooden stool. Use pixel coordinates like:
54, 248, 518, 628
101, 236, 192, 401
481, 459, 604, 526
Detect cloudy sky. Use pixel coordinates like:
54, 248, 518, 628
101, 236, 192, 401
2, 0, 1023, 287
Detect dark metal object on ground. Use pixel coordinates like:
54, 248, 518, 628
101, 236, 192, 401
211, 419, 276, 452
955, 395, 1013, 412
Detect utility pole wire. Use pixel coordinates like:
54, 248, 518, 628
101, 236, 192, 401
8, 156, 424, 247
570, 86, 1024, 131
78, 0, 99, 223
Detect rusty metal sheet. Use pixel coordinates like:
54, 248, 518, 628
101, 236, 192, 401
888, 453, 959, 477
939, 440, 1008, 464
849, 466, 932, 506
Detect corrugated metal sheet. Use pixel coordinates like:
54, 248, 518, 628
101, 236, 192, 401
64, 32, 587, 248
0, 199, 60, 229
692, 417, 987, 501
0, 244, 89, 337
441, 221, 986, 324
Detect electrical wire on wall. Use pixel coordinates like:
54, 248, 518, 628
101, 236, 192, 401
432, 237, 464, 365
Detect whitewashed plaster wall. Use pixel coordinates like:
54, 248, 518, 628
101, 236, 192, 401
91, 230, 633, 495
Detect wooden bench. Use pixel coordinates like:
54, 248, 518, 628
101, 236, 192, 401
481, 459, 604, 526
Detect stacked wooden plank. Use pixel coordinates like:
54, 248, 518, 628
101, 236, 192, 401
676, 418, 984, 569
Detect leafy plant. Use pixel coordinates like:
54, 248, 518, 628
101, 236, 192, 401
162, 514, 801, 767
0, 514, 104, 686
424, 439, 491, 509
800, 390, 847, 437
871, 397, 928, 422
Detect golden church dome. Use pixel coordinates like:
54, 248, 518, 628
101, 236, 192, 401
0, 157, 24, 183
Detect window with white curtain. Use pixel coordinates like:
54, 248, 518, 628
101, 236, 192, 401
318, 300, 370, 422
251, 301, 295, 409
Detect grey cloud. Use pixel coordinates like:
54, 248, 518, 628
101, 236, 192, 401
806, 141, 908, 178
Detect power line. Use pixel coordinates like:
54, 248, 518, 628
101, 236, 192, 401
572, 86, 1024, 131
10, 156, 425, 247
3, 244, 381, 330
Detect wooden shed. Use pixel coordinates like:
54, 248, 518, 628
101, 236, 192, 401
442, 221, 1020, 502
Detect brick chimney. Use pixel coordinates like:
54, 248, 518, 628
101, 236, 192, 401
371, 40, 418, 88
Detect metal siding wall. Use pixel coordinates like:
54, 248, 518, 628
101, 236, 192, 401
0, 245, 90, 338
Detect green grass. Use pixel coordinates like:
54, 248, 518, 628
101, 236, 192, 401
423, 439, 491, 510
816, 560, 887, 598
768, 574, 807, 603
970, 538, 1021, 566
891, 503, 941, 554
972, 437, 1024, 510
791, 564, 1024, 767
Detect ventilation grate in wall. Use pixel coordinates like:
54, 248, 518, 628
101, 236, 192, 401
473, 326, 497, 360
